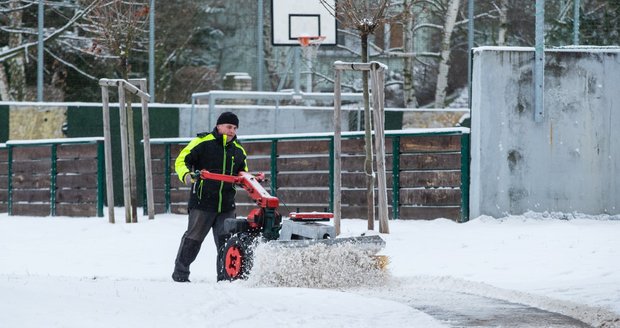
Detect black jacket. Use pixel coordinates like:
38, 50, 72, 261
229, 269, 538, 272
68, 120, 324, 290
174, 128, 248, 212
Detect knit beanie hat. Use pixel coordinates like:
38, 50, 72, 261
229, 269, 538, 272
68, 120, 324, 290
216, 112, 239, 127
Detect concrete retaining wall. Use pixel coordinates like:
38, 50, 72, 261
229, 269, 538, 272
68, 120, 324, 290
470, 46, 620, 218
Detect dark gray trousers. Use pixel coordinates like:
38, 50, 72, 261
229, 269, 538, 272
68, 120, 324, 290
173, 208, 235, 281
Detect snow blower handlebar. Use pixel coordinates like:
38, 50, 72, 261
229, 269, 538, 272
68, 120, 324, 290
194, 169, 282, 240
194, 170, 279, 209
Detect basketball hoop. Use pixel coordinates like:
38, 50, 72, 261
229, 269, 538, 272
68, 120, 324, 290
298, 36, 326, 61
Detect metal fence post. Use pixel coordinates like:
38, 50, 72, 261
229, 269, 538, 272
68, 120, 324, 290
7, 145, 12, 215
165, 144, 171, 213
96, 140, 104, 217
328, 137, 334, 212
392, 136, 400, 220
270, 140, 278, 196
460, 132, 471, 222
50, 144, 57, 216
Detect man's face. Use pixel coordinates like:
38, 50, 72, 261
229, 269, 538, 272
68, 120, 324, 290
217, 123, 238, 141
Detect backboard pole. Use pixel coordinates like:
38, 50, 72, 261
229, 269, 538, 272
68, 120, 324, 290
257, 0, 264, 91
306, 60, 313, 93
294, 48, 301, 93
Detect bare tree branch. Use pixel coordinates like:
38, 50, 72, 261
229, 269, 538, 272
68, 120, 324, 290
0, 0, 103, 62
0, 0, 35, 13
44, 48, 98, 80
55, 38, 119, 60
81, 0, 150, 78
313, 70, 361, 92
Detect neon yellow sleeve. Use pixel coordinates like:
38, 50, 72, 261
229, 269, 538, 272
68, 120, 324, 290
175, 137, 208, 182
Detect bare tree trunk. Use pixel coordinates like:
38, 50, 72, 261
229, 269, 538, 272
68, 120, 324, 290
403, 0, 418, 107
434, 0, 460, 107
7, 0, 26, 101
126, 97, 138, 223
361, 32, 376, 230
0, 66, 10, 101
498, 0, 508, 45
119, 56, 138, 222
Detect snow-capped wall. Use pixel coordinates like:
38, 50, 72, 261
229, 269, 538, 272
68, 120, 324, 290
470, 46, 620, 217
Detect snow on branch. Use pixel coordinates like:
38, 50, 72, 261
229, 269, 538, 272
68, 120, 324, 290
0, 0, 103, 62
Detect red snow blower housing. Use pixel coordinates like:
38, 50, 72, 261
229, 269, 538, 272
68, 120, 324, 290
193, 170, 385, 281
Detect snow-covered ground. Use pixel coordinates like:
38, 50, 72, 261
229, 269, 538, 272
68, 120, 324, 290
1, 210, 619, 327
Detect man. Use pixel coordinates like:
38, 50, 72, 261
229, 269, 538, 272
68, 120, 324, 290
172, 112, 248, 282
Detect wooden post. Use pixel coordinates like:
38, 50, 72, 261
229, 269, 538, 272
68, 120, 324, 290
332, 61, 390, 234
126, 96, 138, 223
100, 85, 115, 223
138, 79, 155, 220
100, 78, 152, 223
371, 63, 390, 234
333, 67, 342, 235
118, 84, 133, 223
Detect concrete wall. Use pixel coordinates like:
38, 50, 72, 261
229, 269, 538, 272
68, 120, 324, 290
470, 46, 620, 218
179, 106, 352, 137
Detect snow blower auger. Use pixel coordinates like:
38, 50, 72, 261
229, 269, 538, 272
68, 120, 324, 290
193, 169, 386, 281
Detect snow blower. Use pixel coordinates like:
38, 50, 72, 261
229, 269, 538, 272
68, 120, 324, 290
192, 170, 386, 281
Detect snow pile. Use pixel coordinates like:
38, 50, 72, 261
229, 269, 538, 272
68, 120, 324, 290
487, 211, 620, 222
246, 241, 390, 289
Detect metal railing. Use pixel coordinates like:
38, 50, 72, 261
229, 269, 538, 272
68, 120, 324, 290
150, 127, 471, 222
190, 90, 365, 135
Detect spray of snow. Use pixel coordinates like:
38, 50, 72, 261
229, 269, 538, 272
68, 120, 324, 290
245, 241, 390, 289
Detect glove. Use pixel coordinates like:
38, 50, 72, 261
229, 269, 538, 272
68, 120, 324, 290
184, 173, 194, 185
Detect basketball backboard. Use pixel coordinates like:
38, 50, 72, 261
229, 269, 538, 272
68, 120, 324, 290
271, 0, 337, 46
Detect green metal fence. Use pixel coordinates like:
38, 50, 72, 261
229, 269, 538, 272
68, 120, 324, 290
5, 138, 105, 217
0, 130, 470, 221
150, 128, 471, 222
